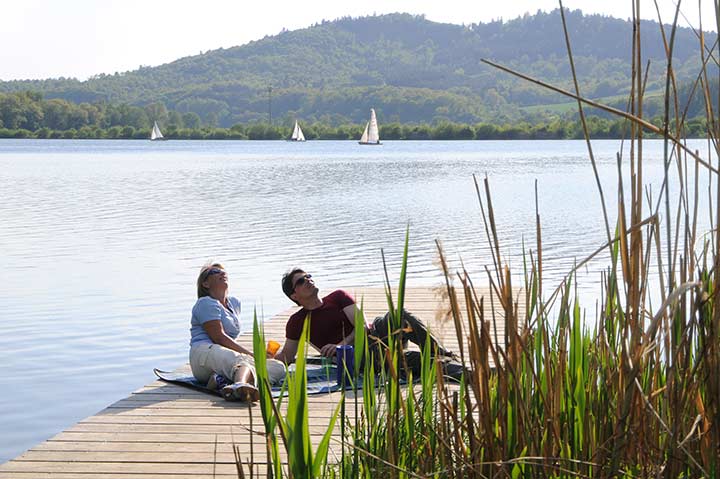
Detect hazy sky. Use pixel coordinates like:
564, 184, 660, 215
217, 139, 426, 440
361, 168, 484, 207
1, 0, 713, 81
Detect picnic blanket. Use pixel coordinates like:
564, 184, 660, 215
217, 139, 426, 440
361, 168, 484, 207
154, 361, 359, 398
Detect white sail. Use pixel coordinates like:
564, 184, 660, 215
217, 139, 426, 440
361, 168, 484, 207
359, 108, 381, 144
367, 108, 380, 143
359, 122, 369, 143
290, 120, 306, 141
150, 121, 164, 141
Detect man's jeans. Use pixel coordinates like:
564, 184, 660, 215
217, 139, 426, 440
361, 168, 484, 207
368, 309, 452, 357
367, 309, 463, 380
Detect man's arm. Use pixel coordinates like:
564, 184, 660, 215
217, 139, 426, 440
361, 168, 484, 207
342, 303, 365, 337
273, 338, 300, 363
318, 303, 365, 357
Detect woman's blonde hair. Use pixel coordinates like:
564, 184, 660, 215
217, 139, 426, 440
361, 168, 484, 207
196, 262, 225, 298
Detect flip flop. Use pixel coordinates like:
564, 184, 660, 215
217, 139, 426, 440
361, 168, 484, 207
221, 382, 259, 402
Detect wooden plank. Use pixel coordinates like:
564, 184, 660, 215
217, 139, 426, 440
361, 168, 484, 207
0, 461, 264, 475
0, 474, 241, 479
64, 423, 344, 437
44, 432, 337, 447
31, 442, 241, 453
13, 450, 248, 463
14, 447, 306, 464
46, 431, 272, 443
95, 407, 356, 418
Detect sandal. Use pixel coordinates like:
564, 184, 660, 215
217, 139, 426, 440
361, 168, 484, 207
221, 382, 259, 402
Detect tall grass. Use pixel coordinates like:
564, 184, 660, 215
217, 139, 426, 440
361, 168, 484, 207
242, 2, 720, 476
251, 312, 341, 478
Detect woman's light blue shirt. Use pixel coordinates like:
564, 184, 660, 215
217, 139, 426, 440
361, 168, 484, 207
190, 296, 241, 346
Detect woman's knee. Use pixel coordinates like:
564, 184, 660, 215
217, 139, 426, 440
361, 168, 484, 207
265, 359, 287, 385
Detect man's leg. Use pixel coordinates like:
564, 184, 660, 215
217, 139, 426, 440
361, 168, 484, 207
369, 312, 408, 349
367, 313, 405, 376
370, 310, 454, 357
441, 359, 467, 382
402, 350, 423, 379
399, 310, 454, 358
400, 351, 466, 382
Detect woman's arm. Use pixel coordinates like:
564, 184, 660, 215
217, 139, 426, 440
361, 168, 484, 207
202, 320, 253, 355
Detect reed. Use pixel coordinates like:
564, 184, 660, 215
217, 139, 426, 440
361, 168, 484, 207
250, 312, 341, 479
238, 2, 720, 476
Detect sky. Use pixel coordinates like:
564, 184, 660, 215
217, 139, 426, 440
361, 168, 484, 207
1, 0, 714, 81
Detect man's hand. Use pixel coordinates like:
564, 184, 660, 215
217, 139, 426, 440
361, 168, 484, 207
320, 343, 337, 358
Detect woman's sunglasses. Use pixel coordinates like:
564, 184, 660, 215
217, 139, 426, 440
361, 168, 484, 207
205, 268, 225, 278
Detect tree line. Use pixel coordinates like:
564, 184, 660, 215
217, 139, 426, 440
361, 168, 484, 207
0, 91, 202, 131
0, 90, 710, 140
0, 117, 707, 141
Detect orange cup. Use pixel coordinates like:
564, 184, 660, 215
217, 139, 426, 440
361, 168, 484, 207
266, 340, 281, 355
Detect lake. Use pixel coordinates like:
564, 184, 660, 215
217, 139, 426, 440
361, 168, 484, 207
0, 138, 712, 462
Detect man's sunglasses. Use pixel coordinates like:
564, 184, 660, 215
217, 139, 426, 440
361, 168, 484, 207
293, 273, 312, 290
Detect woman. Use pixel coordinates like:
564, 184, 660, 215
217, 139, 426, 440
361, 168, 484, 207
189, 262, 285, 402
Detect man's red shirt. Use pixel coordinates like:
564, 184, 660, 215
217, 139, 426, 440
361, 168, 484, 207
285, 289, 355, 349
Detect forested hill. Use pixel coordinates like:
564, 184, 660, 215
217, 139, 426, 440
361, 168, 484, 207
0, 10, 715, 126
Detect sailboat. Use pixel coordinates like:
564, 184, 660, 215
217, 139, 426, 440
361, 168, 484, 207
288, 120, 306, 142
358, 108, 381, 145
150, 121, 167, 141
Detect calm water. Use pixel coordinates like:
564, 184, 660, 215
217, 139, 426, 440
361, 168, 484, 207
0, 139, 713, 462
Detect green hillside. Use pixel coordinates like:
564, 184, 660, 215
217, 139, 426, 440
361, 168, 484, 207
0, 10, 716, 127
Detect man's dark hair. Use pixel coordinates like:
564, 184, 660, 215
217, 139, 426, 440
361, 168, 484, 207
282, 267, 305, 304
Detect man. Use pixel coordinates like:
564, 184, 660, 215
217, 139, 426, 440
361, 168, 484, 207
273, 268, 460, 379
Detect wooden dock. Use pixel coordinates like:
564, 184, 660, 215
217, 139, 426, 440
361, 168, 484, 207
0, 287, 512, 478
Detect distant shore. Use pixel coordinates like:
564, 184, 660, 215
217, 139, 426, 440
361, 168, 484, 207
0, 136, 707, 141
0, 117, 705, 141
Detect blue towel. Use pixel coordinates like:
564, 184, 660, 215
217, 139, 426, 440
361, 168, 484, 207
154, 364, 359, 398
